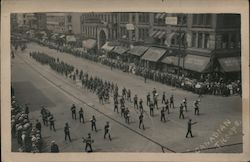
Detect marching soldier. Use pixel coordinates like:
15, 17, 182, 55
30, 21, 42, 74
71, 104, 77, 120
152, 88, 157, 97
104, 122, 112, 141
79, 107, 84, 123
146, 93, 150, 106
133, 95, 138, 109
179, 104, 184, 119
194, 100, 200, 115
90, 115, 97, 132
120, 104, 125, 117
64, 122, 71, 142
153, 95, 158, 109
160, 107, 166, 122
139, 112, 145, 130
139, 98, 143, 112
170, 95, 174, 108
40, 106, 47, 126
185, 119, 197, 138
183, 98, 187, 112
162, 92, 166, 104
49, 115, 56, 131
114, 99, 119, 113
83, 133, 94, 152
125, 108, 130, 124
24, 104, 29, 117
165, 100, 170, 114
149, 101, 154, 116
127, 89, 131, 102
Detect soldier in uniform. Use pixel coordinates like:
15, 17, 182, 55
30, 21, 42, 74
139, 98, 143, 112
35, 120, 42, 137
125, 108, 130, 124
185, 119, 197, 138
170, 95, 174, 108
40, 106, 47, 126
152, 88, 157, 97
49, 115, 56, 131
160, 107, 166, 122
104, 122, 112, 141
64, 122, 71, 142
149, 101, 154, 116
71, 104, 77, 120
165, 100, 170, 114
114, 98, 119, 113
162, 92, 166, 104
90, 115, 97, 132
183, 98, 187, 112
127, 89, 131, 102
139, 112, 145, 130
153, 95, 158, 109
194, 100, 200, 115
133, 95, 138, 109
146, 93, 150, 106
79, 107, 84, 123
179, 104, 184, 119
83, 133, 93, 152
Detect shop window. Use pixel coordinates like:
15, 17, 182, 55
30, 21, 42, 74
197, 33, 203, 48
204, 34, 210, 48
192, 32, 197, 47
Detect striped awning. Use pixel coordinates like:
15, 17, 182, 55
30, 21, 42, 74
141, 47, 167, 62
218, 57, 241, 72
127, 46, 149, 57
155, 13, 166, 19
112, 46, 128, 55
149, 30, 158, 37
158, 31, 166, 39
101, 42, 115, 52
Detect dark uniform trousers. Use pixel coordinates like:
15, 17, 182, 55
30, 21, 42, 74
139, 120, 145, 129
186, 129, 193, 138
65, 131, 71, 142
72, 111, 76, 120
195, 108, 199, 115
79, 114, 84, 123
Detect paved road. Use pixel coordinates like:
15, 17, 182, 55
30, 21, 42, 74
11, 42, 243, 152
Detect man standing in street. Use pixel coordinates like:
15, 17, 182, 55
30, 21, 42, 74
83, 133, 93, 152
194, 100, 200, 115
50, 141, 59, 153
133, 94, 138, 109
64, 122, 72, 142
179, 104, 185, 119
146, 93, 150, 106
183, 98, 187, 112
104, 122, 112, 141
185, 119, 197, 138
49, 114, 56, 131
139, 98, 143, 112
165, 100, 170, 114
71, 104, 77, 120
90, 115, 97, 132
149, 101, 154, 116
114, 99, 119, 113
79, 107, 84, 123
160, 107, 166, 122
162, 92, 166, 104
170, 95, 174, 108
139, 112, 145, 130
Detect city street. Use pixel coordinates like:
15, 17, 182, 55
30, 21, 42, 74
11, 42, 243, 153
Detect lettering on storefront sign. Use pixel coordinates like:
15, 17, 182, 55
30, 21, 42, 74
165, 17, 178, 25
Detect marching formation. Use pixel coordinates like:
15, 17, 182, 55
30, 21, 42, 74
27, 51, 203, 152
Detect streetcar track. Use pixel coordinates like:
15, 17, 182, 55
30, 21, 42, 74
16, 53, 176, 153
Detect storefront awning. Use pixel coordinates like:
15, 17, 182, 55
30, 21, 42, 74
112, 46, 128, 55
183, 54, 211, 73
155, 13, 166, 19
101, 42, 115, 52
127, 46, 149, 57
141, 47, 166, 62
218, 57, 241, 72
59, 35, 65, 38
66, 35, 76, 42
149, 30, 157, 37
82, 39, 97, 49
161, 56, 184, 66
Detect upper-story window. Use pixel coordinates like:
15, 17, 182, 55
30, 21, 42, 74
67, 15, 72, 23
120, 13, 129, 23
139, 13, 149, 24
192, 14, 212, 27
